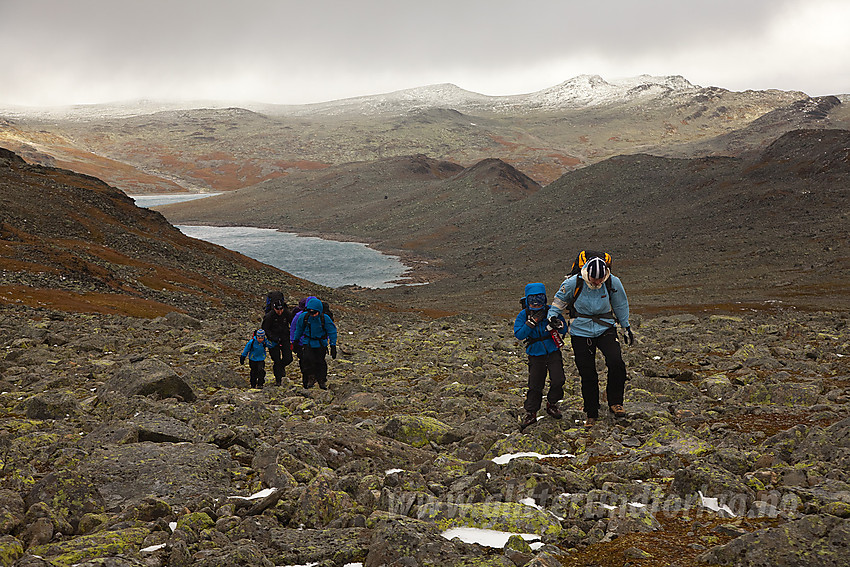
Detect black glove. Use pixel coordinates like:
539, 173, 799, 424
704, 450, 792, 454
549, 316, 563, 330
623, 326, 634, 346
239, 355, 246, 365
330, 345, 337, 359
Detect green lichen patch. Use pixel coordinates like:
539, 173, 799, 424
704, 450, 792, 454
28, 526, 149, 565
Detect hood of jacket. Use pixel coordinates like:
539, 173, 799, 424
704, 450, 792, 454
524, 282, 546, 299
305, 297, 323, 313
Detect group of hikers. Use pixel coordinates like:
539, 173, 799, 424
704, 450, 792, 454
515, 250, 633, 430
240, 292, 337, 390
239, 250, 632, 432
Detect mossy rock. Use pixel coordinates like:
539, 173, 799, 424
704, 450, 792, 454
176, 511, 215, 535
0, 535, 24, 566
484, 434, 554, 461
417, 501, 561, 537
28, 526, 149, 565
640, 425, 712, 457
379, 414, 452, 448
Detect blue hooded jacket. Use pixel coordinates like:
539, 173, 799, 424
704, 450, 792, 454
514, 283, 566, 356
241, 331, 268, 362
293, 297, 338, 349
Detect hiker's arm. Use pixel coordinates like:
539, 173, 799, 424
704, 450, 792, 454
514, 311, 533, 340
326, 316, 338, 346
293, 316, 305, 342
610, 277, 630, 328
547, 277, 573, 320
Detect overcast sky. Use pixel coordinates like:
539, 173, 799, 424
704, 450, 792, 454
1, 0, 848, 107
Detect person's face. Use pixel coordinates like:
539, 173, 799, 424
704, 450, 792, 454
587, 275, 605, 287
274, 306, 284, 315
257, 335, 265, 341
308, 309, 319, 317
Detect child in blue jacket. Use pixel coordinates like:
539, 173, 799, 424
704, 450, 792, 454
240, 329, 269, 388
514, 283, 567, 431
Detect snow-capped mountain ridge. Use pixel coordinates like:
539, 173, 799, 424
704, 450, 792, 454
261, 74, 706, 116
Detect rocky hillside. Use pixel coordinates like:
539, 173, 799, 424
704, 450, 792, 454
0, 146, 848, 566
0, 148, 355, 318
1, 287, 848, 566
3, 76, 846, 192
159, 129, 850, 316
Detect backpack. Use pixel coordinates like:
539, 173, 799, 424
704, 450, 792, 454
565, 250, 617, 321
264, 291, 286, 314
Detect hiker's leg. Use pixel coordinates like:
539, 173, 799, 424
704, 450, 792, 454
599, 328, 627, 408
301, 346, 320, 387
524, 355, 546, 413
546, 349, 566, 404
269, 345, 284, 382
249, 360, 262, 388
257, 362, 266, 388
572, 335, 600, 418
314, 348, 329, 387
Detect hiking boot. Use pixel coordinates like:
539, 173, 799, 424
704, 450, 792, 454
610, 404, 626, 418
275, 377, 282, 386
318, 382, 328, 390
520, 412, 537, 432
584, 417, 596, 430
545, 401, 562, 420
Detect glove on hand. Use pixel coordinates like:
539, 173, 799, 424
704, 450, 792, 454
330, 345, 337, 359
623, 326, 634, 346
549, 316, 563, 330
239, 355, 246, 365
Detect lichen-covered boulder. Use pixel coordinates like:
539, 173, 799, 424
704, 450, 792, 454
25, 390, 81, 420
640, 425, 713, 456
100, 358, 196, 402
484, 433, 554, 461
24, 471, 106, 534
295, 468, 356, 528
81, 441, 234, 510
0, 535, 24, 566
27, 526, 149, 565
379, 414, 453, 448
417, 500, 561, 537
698, 514, 850, 566
0, 489, 25, 535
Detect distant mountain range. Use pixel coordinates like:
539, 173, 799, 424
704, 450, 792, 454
2, 75, 848, 192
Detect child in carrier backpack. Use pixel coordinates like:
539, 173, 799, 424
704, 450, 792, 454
240, 329, 269, 388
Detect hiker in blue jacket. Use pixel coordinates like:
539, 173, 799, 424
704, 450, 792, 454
240, 329, 269, 388
292, 297, 338, 389
547, 256, 633, 428
514, 283, 568, 431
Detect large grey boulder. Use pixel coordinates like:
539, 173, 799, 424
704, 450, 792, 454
99, 358, 196, 402
80, 441, 234, 510
698, 514, 850, 566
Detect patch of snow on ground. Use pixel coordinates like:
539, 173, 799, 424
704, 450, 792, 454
491, 452, 574, 465
441, 527, 543, 549
230, 488, 276, 501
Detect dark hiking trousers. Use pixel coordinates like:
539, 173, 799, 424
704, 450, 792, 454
300, 345, 328, 388
570, 327, 627, 418
248, 359, 266, 388
524, 349, 566, 414
268, 343, 293, 383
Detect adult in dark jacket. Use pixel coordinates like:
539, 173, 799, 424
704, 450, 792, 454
262, 298, 294, 386
292, 297, 338, 389
514, 282, 568, 431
